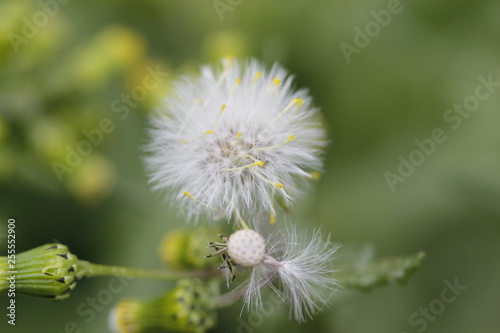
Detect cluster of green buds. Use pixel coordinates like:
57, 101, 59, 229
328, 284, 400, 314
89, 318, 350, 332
109, 278, 218, 333
104, 226, 227, 332
0, 0, 171, 201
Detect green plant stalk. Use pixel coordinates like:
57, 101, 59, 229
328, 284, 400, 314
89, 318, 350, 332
0, 243, 221, 300
77, 260, 216, 280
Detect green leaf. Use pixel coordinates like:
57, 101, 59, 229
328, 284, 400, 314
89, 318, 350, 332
338, 251, 426, 291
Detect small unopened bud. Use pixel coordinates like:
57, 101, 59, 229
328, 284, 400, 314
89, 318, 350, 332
0, 243, 82, 300
159, 226, 223, 270
109, 278, 217, 333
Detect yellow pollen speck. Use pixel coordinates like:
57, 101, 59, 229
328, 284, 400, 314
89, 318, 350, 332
272, 78, 281, 86
237, 132, 242, 138
252, 72, 262, 84
204, 130, 214, 135
270, 211, 277, 224
310, 171, 321, 180
293, 98, 304, 106
274, 183, 284, 189
180, 139, 189, 144
256, 161, 265, 167
183, 191, 194, 199
220, 104, 227, 112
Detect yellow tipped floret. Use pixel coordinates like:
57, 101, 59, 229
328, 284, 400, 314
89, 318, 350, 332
228, 78, 240, 97
292, 98, 304, 106
261, 97, 304, 134
241, 154, 265, 165
212, 104, 227, 129
254, 134, 295, 151
253, 172, 285, 192
212, 77, 240, 130
190, 129, 215, 143
292, 98, 305, 114
224, 160, 265, 171
266, 77, 282, 94
183, 191, 222, 212
270, 210, 277, 224
252, 72, 262, 84
235, 131, 242, 143
177, 98, 202, 135
180, 129, 213, 145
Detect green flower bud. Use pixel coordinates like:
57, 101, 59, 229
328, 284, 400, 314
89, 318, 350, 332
29, 118, 77, 163
70, 26, 146, 89
159, 226, 224, 270
65, 154, 116, 203
0, 243, 82, 300
110, 278, 218, 333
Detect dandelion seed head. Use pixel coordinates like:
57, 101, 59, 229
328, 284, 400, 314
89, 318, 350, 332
145, 58, 326, 223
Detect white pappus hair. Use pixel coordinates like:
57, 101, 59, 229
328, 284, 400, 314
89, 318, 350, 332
145, 58, 326, 223
241, 226, 340, 322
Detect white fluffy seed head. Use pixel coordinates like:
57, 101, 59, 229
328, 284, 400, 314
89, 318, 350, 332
240, 226, 340, 322
226, 229, 266, 267
145, 58, 326, 223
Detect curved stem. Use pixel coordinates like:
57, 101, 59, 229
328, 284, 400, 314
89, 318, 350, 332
233, 206, 251, 230
216, 288, 246, 308
215, 271, 277, 309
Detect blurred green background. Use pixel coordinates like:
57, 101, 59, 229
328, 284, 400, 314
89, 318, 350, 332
1, 0, 499, 332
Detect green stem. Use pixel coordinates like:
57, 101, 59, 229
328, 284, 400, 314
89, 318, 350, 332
233, 206, 251, 230
215, 272, 276, 309
0, 243, 224, 301
78, 260, 220, 280
215, 288, 244, 309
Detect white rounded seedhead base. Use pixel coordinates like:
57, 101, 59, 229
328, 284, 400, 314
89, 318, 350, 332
226, 229, 266, 267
